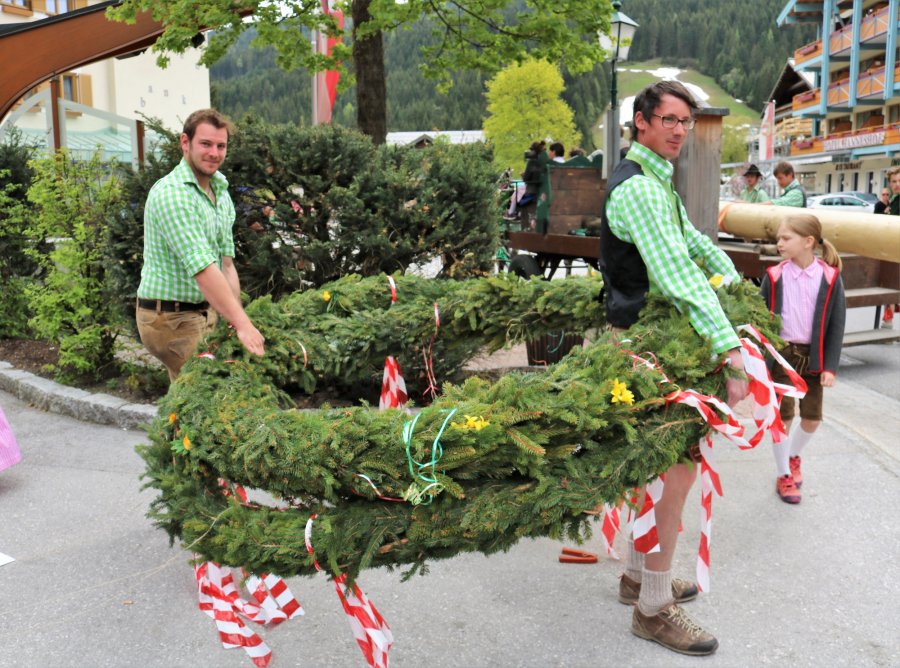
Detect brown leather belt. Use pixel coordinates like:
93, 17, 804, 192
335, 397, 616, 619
137, 298, 209, 313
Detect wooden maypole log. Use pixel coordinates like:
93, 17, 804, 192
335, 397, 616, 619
718, 201, 900, 263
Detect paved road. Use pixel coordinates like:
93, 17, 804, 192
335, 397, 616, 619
0, 342, 898, 668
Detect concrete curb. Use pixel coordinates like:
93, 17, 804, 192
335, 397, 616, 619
0, 360, 158, 430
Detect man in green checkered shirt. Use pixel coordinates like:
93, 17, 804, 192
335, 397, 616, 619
768, 161, 806, 207
136, 109, 264, 380
600, 81, 749, 657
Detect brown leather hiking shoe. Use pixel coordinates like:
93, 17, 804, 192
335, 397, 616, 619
618, 574, 699, 605
631, 603, 719, 656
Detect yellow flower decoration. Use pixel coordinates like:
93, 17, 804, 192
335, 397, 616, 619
709, 274, 724, 289
322, 290, 331, 302
168, 413, 177, 424
451, 414, 490, 431
182, 435, 192, 451
610, 378, 635, 406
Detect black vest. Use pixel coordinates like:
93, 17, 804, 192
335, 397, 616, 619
599, 159, 651, 328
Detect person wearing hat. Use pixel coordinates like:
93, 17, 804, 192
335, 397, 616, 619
739, 164, 769, 203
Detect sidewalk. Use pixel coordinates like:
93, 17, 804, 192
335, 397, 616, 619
0, 344, 898, 667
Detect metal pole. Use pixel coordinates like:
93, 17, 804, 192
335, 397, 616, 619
606, 3, 624, 177
311, 30, 318, 125
607, 55, 619, 176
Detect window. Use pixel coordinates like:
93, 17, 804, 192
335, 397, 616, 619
45, 0, 70, 14
59, 73, 93, 108
1, 1, 33, 15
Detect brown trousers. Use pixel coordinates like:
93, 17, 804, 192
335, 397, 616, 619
136, 306, 217, 381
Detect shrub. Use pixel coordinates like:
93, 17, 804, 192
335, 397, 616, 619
24, 150, 124, 379
106, 118, 502, 313
0, 129, 40, 337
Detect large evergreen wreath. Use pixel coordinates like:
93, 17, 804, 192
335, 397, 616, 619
140, 273, 778, 583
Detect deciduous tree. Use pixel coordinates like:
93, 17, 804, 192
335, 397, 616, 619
108, 0, 612, 143
483, 58, 580, 172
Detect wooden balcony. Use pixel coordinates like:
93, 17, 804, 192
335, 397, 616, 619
830, 24, 855, 55
794, 39, 822, 66
860, 5, 894, 42
793, 7, 896, 68
791, 124, 900, 156
792, 88, 820, 112
790, 136, 825, 156
827, 78, 851, 106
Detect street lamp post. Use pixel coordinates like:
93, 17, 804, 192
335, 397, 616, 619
599, 1, 638, 177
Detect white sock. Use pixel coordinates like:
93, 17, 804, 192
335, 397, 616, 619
625, 538, 644, 582
773, 435, 791, 477
790, 426, 815, 458
637, 568, 674, 616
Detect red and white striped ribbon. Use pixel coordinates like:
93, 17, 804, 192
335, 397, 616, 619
196, 561, 303, 668
632, 475, 665, 554
387, 276, 397, 303
333, 574, 394, 668
739, 324, 808, 398
737, 325, 808, 445
198, 483, 303, 665
422, 302, 441, 400
662, 388, 754, 589
305, 514, 394, 668
379, 356, 409, 409
244, 572, 305, 623
696, 435, 721, 592
599, 503, 622, 558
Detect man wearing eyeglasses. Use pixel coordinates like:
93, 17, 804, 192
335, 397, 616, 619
599, 81, 749, 657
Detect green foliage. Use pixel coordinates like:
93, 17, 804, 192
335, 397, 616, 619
210, 24, 609, 150
0, 130, 40, 337
109, 0, 610, 84
484, 59, 581, 172
138, 277, 780, 583
108, 0, 613, 140
23, 151, 124, 379
202, 272, 605, 400
721, 125, 750, 165
107, 118, 502, 310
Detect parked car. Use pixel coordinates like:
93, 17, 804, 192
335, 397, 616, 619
807, 191, 877, 213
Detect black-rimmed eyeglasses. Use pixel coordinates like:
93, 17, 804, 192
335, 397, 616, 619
651, 113, 696, 130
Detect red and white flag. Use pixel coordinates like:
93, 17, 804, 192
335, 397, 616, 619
314, 0, 344, 124
759, 100, 775, 163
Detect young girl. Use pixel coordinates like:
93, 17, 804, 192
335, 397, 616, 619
760, 213, 846, 504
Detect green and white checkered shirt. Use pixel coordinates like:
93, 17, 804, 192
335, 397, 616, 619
137, 158, 236, 303
607, 142, 742, 353
771, 180, 804, 207
739, 186, 770, 203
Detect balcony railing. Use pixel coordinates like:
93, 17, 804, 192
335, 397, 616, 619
792, 63, 900, 111
792, 88, 820, 112
790, 124, 900, 157
793, 6, 896, 66
860, 5, 893, 42
827, 78, 851, 106
830, 24, 855, 54
795, 40, 823, 66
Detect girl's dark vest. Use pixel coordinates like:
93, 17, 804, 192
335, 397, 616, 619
599, 159, 650, 328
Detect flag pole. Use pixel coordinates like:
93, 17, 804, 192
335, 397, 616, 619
311, 29, 318, 125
